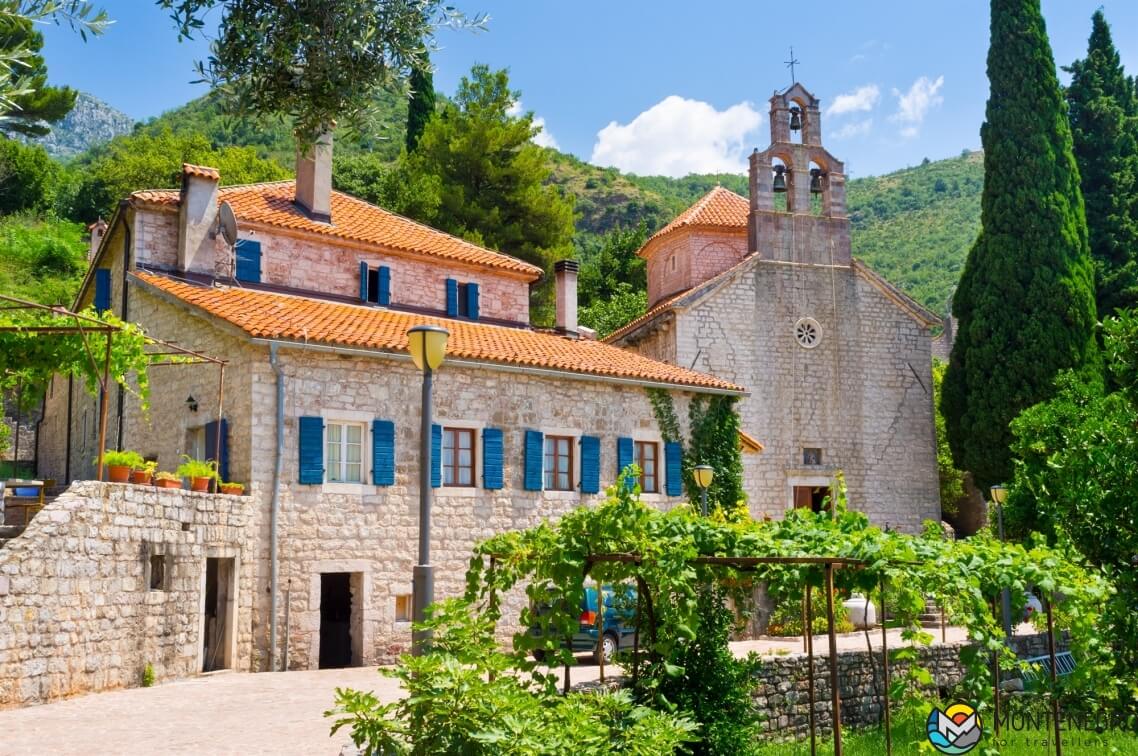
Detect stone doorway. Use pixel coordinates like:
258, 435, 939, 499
202, 557, 235, 671
793, 485, 832, 513
318, 572, 362, 669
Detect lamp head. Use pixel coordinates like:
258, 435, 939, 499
990, 484, 1008, 505
693, 464, 714, 490
407, 325, 450, 371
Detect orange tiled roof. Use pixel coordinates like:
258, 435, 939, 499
603, 288, 690, 343
182, 163, 220, 180
134, 272, 745, 394
642, 186, 748, 253
132, 180, 543, 280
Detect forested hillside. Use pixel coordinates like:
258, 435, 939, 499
12, 87, 981, 317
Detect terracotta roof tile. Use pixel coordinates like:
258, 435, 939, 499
603, 288, 690, 343
182, 163, 220, 181
134, 272, 745, 394
131, 180, 543, 280
643, 186, 748, 252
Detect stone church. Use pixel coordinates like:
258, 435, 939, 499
608, 82, 941, 532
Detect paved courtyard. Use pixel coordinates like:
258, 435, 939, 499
0, 627, 977, 755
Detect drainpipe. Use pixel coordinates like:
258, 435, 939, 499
116, 216, 132, 451
269, 343, 284, 671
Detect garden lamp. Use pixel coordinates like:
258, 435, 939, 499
693, 464, 714, 517
407, 325, 449, 656
990, 484, 1012, 640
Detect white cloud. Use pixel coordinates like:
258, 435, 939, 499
508, 100, 559, 149
890, 75, 945, 138
589, 96, 761, 177
826, 84, 880, 116
830, 118, 873, 140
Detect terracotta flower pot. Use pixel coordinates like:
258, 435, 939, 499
157, 478, 181, 489
190, 476, 212, 493
130, 471, 153, 485
219, 484, 244, 496
107, 465, 131, 483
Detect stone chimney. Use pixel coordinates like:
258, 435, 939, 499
87, 218, 108, 262
554, 260, 579, 336
177, 164, 220, 274
295, 130, 333, 223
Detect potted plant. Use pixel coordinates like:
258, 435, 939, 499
219, 481, 245, 496
154, 472, 181, 490
176, 455, 216, 493
130, 460, 158, 486
102, 450, 144, 484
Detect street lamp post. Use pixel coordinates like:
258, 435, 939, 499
693, 465, 714, 517
408, 325, 449, 657
991, 484, 1013, 640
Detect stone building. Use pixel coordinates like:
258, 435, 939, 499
20, 139, 741, 695
608, 82, 941, 531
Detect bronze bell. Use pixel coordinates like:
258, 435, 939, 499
789, 106, 802, 132
810, 168, 824, 194
772, 165, 788, 193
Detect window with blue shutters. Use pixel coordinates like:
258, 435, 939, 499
234, 239, 262, 283
523, 430, 544, 490
362, 264, 392, 306
372, 419, 395, 486
204, 419, 230, 483
93, 268, 111, 313
616, 437, 634, 489
430, 423, 442, 488
464, 283, 480, 319
579, 435, 600, 494
445, 279, 481, 320
298, 416, 324, 484
664, 442, 683, 496
482, 427, 503, 489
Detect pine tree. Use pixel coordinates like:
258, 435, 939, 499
405, 55, 436, 152
1064, 10, 1138, 318
942, 0, 1099, 490
0, 15, 77, 137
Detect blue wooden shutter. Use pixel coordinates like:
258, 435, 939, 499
616, 437, 634, 489
93, 269, 111, 313
235, 239, 262, 283
664, 442, 683, 496
445, 278, 459, 317
204, 418, 230, 483
298, 416, 324, 484
579, 435, 600, 494
482, 427, 503, 490
378, 266, 391, 306
359, 261, 369, 301
523, 430, 544, 490
466, 283, 480, 320
430, 423, 442, 488
372, 419, 395, 486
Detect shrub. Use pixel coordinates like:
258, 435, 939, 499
766, 589, 854, 636
141, 663, 155, 688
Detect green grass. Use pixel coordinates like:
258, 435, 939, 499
751, 715, 1138, 755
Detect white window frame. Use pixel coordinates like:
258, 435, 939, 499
629, 432, 666, 502
321, 410, 373, 494
537, 427, 580, 499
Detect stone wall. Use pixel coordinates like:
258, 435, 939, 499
644, 229, 746, 308
751, 633, 1067, 739
660, 258, 938, 530
0, 482, 255, 708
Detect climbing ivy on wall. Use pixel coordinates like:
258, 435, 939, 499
647, 389, 745, 518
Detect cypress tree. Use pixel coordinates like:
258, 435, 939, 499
405, 55, 436, 152
1064, 10, 1138, 318
942, 0, 1098, 490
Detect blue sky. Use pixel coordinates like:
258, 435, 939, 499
40, 1, 1138, 178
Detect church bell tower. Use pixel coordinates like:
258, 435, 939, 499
747, 83, 851, 265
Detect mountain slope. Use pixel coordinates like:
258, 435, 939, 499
33, 92, 134, 159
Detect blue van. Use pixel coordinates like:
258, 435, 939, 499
529, 584, 638, 664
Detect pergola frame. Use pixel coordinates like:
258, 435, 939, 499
485, 551, 1065, 756
0, 294, 227, 484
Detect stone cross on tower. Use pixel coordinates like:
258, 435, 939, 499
746, 81, 850, 265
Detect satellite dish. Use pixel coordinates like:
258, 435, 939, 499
218, 201, 239, 247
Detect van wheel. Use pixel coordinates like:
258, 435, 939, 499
595, 632, 618, 665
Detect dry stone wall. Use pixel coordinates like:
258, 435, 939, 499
0, 482, 255, 708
